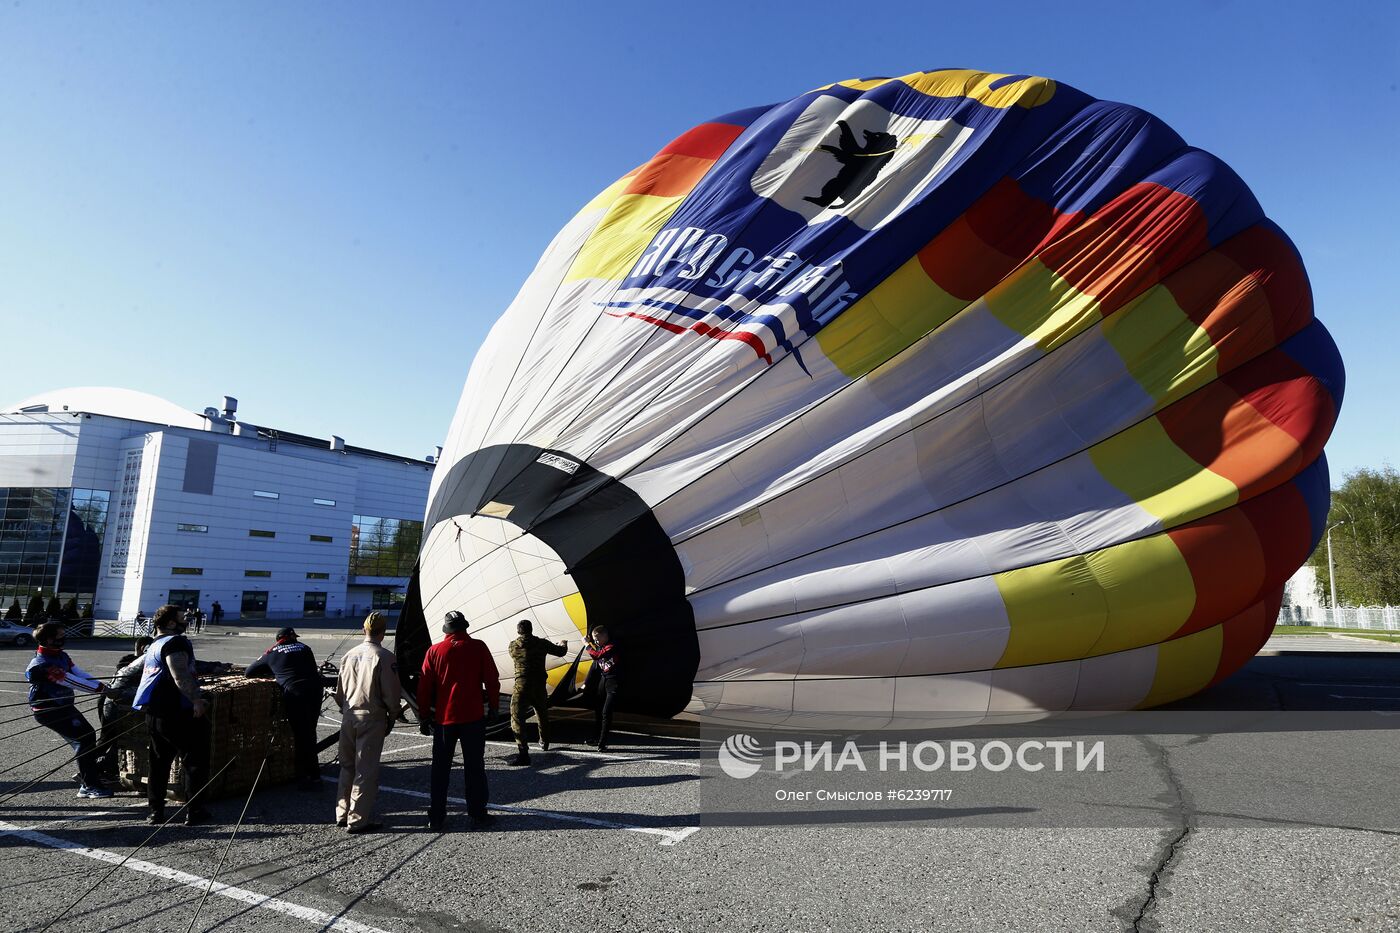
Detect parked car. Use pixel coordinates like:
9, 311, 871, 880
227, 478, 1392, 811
0, 619, 34, 647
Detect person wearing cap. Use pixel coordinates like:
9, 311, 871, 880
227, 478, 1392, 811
333, 611, 402, 834
246, 626, 323, 790
505, 619, 567, 766
418, 610, 500, 831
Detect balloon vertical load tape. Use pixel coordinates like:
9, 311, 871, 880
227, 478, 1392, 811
113, 675, 299, 801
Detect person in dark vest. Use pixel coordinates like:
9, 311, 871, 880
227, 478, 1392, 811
245, 627, 323, 790
210, 601, 223, 626
505, 619, 567, 766
25, 622, 112, 798
417, 610, 500, 831
133, 604, 212, 825
586, 625, 621, 752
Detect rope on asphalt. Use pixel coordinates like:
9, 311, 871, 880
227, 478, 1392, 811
36, 755, 239, 933
185, 756, 267, 933
0, 712, 146, 804
0, 693, 104, 712
0, 710, 107, 745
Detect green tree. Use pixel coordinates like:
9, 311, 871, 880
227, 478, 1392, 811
62, 597, 79, 621
81, 603, 94, 620
1309, 465, 1400, 605
25, 594, 45, 623
46, 596, 64, 620
4, 598, 20, 622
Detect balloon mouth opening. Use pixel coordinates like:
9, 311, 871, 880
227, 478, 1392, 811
397, 444, 698, 719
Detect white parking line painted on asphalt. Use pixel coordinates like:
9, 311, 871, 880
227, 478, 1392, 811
661, 827, 700, 847
0, 819, 397, 933
1328, 694, 1400, 701
330, 777, 698, 846
318, 713, 703, 769
0, 810, 115, 835
482, 739, 703, 769
378, 742, 433, 758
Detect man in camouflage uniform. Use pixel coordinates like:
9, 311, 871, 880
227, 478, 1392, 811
506, 619, 566, 766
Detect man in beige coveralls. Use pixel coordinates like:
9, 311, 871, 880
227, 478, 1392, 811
333, 611, 402, 834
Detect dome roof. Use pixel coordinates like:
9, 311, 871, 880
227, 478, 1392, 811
3, 387, 207, 430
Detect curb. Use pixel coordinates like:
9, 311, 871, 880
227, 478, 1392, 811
1326, 632, 1400, 646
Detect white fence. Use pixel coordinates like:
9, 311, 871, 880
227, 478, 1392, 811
1278, 605, 1400, 631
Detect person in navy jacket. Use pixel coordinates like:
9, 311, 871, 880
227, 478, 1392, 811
246, 627, 323, 789
26, 622, 112, 798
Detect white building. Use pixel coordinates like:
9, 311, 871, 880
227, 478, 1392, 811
0, 387, 434, 621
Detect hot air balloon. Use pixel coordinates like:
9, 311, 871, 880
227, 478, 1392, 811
397, 68, 1342, 727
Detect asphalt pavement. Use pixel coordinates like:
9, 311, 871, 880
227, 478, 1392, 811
0, 633, 1395, 932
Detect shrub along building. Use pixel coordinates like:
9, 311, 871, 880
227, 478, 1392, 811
0, 388, 434, 622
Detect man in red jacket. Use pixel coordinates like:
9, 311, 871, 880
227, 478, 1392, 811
418, 610, 501, 831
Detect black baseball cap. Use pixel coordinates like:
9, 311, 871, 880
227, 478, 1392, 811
275, 626, 298, 641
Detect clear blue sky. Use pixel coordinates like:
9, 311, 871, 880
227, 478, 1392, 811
1, 1, 1395, 479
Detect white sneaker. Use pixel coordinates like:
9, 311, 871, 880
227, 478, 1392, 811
76, 785, 114, 799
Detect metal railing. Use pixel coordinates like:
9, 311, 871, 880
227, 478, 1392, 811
1279, 605, 1400, 631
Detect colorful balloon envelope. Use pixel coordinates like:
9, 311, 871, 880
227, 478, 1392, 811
397, 68, 1343, 726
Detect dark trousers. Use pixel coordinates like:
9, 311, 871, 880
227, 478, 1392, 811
97, 698, 133, 781
35, 705, 102, 787
594, 676, 620, 745
284, 692, 322, 781
146, 711, 210, 813
429, 720, 488, 822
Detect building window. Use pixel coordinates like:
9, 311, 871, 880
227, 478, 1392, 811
249, 529, 276, 538
172, 567, 203, 575
371, 587, 406, 610
108, 451, 143, 575
306, 572, 330, 580
0, 486, 109, 606
244, 569, 271, 578
168, 589, 201, 609
61, 488, 110, 598
303, 592, 327, 617
240, 591, 268, 619
309, 534, 333, 543
350, 515, 423, 578
313, 498, 336, 507
253, 490, 279, 500
177, 523, 209, 533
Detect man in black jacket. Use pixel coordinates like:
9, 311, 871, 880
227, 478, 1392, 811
246, 627, 323, 790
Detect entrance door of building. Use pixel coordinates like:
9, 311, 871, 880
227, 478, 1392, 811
168, 590, 201, 610
303, 592, 327, 618
240, 591, 268, 620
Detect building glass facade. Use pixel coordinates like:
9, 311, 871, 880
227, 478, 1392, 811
0, 486, 110, 607
349, 515, 423, 578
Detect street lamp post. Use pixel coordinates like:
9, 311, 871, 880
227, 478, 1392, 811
1326, 520, 1348, 617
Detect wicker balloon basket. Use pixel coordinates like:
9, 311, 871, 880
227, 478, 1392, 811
112, 674, 303, 801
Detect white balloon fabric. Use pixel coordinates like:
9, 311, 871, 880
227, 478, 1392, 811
398, 69, 1342, 726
